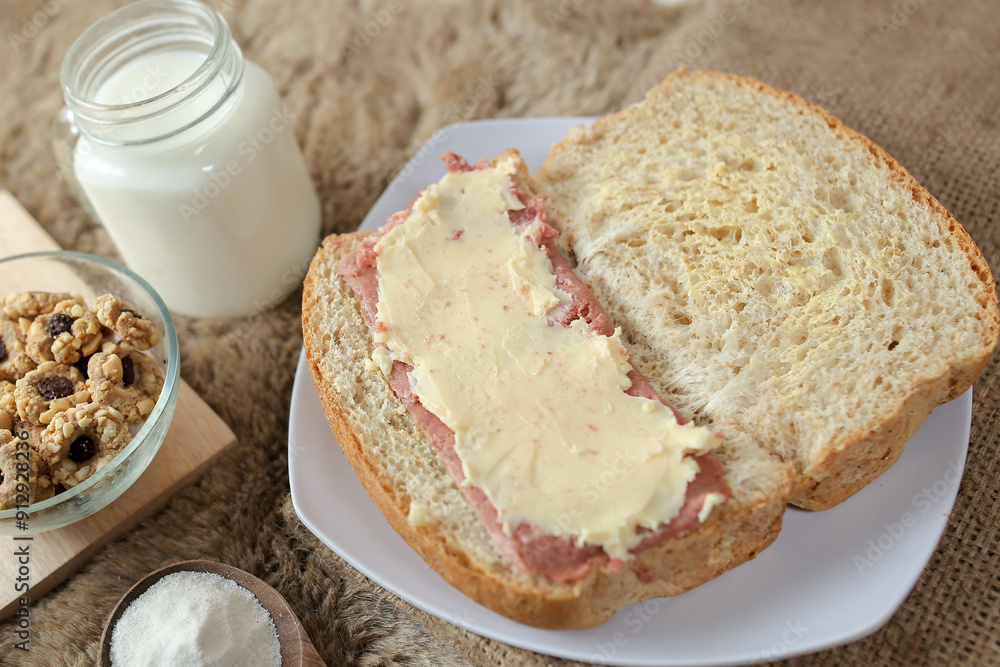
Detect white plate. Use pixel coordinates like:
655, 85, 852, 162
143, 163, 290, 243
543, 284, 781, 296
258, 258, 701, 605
288, 118, 971, 666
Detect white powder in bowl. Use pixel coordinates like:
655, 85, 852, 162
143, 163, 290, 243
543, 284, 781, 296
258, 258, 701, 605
110, 570, 282, 666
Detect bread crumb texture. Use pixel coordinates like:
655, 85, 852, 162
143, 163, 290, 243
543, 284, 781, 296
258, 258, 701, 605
538, 70, 998, 481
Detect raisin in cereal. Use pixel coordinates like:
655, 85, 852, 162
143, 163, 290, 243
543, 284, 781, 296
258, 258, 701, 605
44, 402, 129, 485
14, 362, 90, 426
26, 299, 103, 365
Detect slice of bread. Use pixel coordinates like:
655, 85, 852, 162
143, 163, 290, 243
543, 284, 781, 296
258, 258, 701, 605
302, 152, 794, 629
535, 69, 1000, 510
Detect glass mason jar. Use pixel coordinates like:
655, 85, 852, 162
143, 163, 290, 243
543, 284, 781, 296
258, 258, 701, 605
53, 0, 321, 319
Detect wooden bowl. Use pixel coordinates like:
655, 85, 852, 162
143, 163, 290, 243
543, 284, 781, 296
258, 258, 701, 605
99, 559, 325, 666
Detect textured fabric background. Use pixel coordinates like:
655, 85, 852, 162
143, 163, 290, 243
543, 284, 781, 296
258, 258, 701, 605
1, 0, 998, 664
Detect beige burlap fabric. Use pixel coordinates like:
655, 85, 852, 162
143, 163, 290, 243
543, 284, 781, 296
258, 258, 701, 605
1, 0, 998, 664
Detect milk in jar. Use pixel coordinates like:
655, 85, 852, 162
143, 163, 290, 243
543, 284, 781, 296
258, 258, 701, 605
57, 0, 321, 319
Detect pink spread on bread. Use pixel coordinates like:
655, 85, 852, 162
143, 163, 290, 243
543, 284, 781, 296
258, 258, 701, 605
340, 153, 729, 582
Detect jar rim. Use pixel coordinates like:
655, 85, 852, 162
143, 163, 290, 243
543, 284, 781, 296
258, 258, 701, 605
60, 0, 243, 145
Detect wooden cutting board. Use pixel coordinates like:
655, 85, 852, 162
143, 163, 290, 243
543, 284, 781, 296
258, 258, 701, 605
0, 191, 239, 618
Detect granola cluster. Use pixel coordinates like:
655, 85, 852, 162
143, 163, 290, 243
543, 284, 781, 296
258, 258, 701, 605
0, 291, 163, 508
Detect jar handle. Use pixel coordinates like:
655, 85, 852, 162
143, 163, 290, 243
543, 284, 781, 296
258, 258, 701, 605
51, 106, 97, 218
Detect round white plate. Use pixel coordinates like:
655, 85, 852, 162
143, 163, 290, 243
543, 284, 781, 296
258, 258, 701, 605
288, 118, 971, 666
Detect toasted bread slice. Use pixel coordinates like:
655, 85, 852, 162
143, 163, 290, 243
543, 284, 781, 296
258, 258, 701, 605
302, 152, 794, 629
535, 69, 1000, 510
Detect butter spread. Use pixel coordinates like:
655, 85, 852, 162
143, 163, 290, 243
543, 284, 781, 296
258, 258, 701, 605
372, 155, 721, 559
408, 502, 433, 527
371, 346, 393, 378
697, 492, 726, 523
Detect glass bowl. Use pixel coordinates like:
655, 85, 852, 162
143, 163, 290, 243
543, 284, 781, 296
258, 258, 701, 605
0, 251, 179, 534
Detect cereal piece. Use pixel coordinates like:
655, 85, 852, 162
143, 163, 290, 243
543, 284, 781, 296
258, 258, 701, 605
49, 453, 117, 490
0, 381, 16, 433
0, 319, 36, 382
14, 362, 89, 426
0, 438, 53, 508
41, 402, 129, 476
87, 343, 164, 424
3, 292, 83, 320
26, 300, 103, 365
91, 294, 159, 350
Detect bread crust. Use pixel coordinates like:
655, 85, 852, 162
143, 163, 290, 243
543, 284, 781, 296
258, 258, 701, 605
302, 225, 790, 629
794, 351, 987, 509
538, 68, 1000, 511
